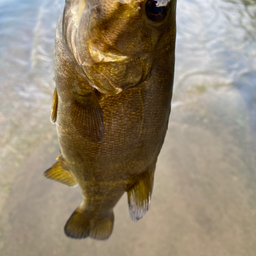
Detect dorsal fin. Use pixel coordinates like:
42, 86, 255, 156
127, 164, 155, 221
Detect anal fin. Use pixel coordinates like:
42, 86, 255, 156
50, 87, 58, 124
44, 160, 77, 187
71, 91, 105, 143
127, 164, 155, 221
64, 203, 114, 240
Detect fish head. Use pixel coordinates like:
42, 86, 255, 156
64, 0, 177, 94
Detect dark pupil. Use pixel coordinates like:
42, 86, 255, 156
146, 0, 167, 22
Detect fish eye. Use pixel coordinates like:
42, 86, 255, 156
145, 0, 168, 23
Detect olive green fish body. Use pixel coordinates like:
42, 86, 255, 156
45, 0, 177, 240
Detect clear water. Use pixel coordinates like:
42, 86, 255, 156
0, 0, 255, 255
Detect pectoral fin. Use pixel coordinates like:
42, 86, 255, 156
44, 159, 77, 187
50, 87, 58, 124
127, 164, 155, 221
71, 91, 105, 142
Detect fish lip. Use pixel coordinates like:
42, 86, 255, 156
88, 43, 129, 64
79, 42, 130, 95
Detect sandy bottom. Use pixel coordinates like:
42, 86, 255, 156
1, 84, 256, 256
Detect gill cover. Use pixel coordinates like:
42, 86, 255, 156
62, 0, 175, 95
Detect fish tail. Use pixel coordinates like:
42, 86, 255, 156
64, 204, 114, 240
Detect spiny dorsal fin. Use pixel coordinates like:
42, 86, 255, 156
64, 204, 114, 240
127, 169, 155, 221
44, 160, 77, 187
71, 91, 105, 143
50, 87, 58, 124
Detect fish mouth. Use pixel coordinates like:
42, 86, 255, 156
65, 0, 152, 94
81, 57, 149, 95
79, 42, 146, 95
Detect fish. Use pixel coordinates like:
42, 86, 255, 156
44, 0, 177, 240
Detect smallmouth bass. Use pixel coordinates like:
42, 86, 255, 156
44, 0, 177, 240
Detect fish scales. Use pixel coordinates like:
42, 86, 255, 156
44, 0, 177, 240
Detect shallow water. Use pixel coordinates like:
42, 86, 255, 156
0, 0, 256, 255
